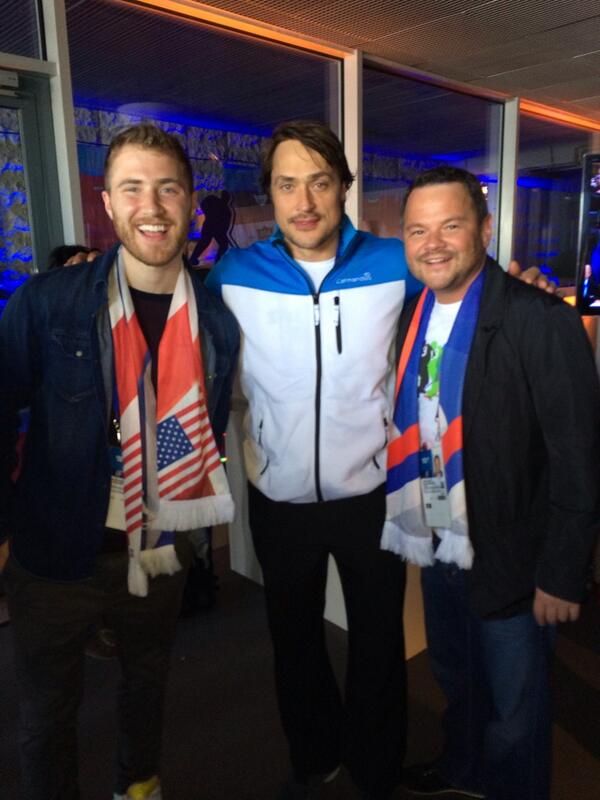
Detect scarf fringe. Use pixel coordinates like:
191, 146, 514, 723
156, 494, 235, 531
127, 544, 183, 597
127, 558, 150, 598
435, 530, 474, 569
140, 543, 182, 577
380, 521, 435, 566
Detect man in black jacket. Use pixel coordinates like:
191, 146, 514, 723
383, 166, 600, 800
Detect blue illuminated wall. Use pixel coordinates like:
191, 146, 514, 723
73, 105, 269, 250
0, 109, 33, 273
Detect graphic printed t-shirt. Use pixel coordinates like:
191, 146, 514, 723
418, 299, 461, 532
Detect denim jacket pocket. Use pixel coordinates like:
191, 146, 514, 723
48, 330, 95, 402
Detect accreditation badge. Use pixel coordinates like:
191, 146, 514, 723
105, 445, 126, 531
420, 443, 452, 528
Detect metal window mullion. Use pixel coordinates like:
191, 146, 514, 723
497, 97, 519, 270
343, 49, 362, 228
40, 0, 85, 244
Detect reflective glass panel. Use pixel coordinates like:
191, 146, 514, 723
516, 115, 599, 286
65, 0, 339, 262
363, 66, 503, 255
0, 0, 41, 59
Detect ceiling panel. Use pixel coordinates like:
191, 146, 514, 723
364, 14, 600, 71
473, 61, 598, 93
574, 97, 600, 111
189, 0, 489, 42
526, 78, 600, 102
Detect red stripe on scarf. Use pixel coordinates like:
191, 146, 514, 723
395, 289, 429, 396
112, 315, 147, 413
164, 460, 208, 498
442, 416, 463, 463
387, 422, 420, 470
157, 304, 203, 418
172, 462, 221, 501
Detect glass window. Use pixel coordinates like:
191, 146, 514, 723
65, 0, 340, 262
0, 0, 42, 60
363, 66, 503, 255
515, 115, 599, 286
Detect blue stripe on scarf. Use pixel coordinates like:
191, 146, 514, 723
444, 450, 464, 492
387, 451, 421, 494
387, 269, 484, 498
438, 284, 482, 422
392, 291, 435, 435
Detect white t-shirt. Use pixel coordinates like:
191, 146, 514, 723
418, 299, 462, 448
297, 257, 336, 292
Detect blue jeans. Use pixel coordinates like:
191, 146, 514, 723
421, 560, 555, 800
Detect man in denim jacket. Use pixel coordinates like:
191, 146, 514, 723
0, 124, 239, 800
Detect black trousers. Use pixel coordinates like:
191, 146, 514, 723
4, 539, 191, 800
249, 483, 407, 795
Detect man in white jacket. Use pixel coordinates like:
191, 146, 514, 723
207, 120, 419, 800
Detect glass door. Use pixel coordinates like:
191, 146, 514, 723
0, 73, 63, 277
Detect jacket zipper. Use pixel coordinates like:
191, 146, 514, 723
312, 294, 323, 501
273, 231, 359, 502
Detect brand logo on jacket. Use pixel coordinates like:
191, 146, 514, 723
335, 271, 373, 285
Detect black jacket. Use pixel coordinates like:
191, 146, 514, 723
397, 258, 600, 617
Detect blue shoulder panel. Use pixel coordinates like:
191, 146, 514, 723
206, 240, 315, 296
206, 218, 424, 298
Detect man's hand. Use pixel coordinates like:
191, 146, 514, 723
533, 587, 580, 626
508, 260, 556, 294
0, 541, 9, 574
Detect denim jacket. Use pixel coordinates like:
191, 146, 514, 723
0, 245, 239, 580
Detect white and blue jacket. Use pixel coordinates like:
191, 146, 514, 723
206, 215, 420, 504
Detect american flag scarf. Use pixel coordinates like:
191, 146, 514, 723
381, 270, 484, 568
108, 252, 234, 596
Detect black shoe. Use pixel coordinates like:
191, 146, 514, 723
402, 764, 484, 798
277, 767, 340, 800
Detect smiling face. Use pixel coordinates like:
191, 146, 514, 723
402, 181, 492, 303
270, 139, 346, 262
102, 144, 194, 290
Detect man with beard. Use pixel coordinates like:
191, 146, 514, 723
384, 166, 600, 800
0, 124, 239, 800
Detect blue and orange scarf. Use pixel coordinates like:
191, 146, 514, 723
109, 250, 234, 596
381, 271, 484, 568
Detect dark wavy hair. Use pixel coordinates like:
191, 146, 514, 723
261, 120, 354, 196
